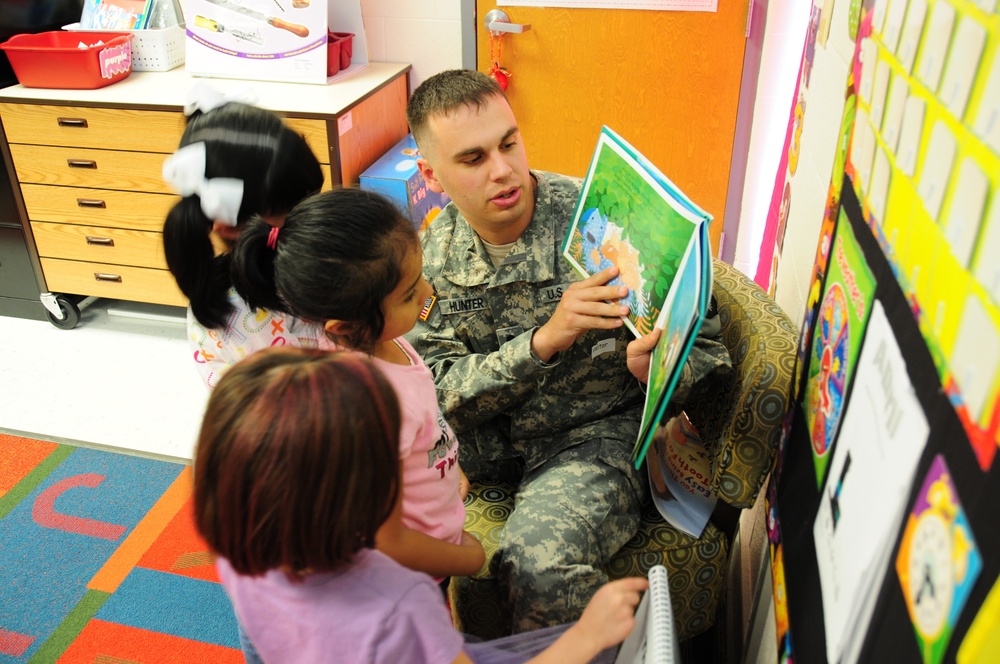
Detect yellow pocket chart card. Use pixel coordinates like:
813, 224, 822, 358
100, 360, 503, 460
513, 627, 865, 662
847, 0, 1000, 469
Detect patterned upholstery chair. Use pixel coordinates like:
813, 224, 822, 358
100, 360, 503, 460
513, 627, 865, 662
450, 259, 798, 641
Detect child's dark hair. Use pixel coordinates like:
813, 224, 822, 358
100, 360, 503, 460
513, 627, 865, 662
193, 347, 401, 577
163, 103, 324, 330
231, 188, 417, 354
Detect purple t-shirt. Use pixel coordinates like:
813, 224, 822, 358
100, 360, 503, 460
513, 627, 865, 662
216, 549, 464, 663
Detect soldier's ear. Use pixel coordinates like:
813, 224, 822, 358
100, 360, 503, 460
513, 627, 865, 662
418, 158, 446, 194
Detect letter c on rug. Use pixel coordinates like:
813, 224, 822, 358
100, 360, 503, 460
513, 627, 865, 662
32, 474, 128, 540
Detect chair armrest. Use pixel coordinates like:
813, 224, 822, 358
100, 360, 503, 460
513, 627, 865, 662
706, 260, 798, 509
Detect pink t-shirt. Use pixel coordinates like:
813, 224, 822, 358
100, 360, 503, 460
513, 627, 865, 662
373, 338, 465, 547
217, 550, 463, 664
316, 337, 465, 549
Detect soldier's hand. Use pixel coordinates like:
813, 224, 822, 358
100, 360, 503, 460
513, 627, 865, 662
531, 266, 629, 362
626, 327, 661, 383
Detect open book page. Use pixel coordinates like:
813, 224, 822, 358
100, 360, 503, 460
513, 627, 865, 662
614, 565, 680, 664
561, 126, 713, 470
562, 126, 709, 339
636, 236, 704, 446
646, 412, 718, 538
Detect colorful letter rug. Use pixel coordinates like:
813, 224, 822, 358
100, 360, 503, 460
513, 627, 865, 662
0, 434, 243, 663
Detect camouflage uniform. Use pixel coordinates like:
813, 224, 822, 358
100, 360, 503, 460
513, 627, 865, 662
406, 170, 730, 633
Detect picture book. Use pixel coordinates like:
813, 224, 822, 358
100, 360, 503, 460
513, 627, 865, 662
803, 210, 876, 488
645, 411, 717, 538
562, 126, 713, 469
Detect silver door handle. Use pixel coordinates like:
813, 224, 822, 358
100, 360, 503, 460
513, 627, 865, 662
485, 9, 531, 34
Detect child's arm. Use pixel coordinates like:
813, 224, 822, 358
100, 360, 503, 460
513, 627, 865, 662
449, 577, 648, 664
376, 470, 485, 578
458, 464, 471, 501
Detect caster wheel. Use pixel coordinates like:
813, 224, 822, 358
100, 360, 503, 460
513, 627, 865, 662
45, 296, 81, 330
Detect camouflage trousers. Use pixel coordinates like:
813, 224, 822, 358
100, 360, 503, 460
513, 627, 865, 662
489, 438, 647, 634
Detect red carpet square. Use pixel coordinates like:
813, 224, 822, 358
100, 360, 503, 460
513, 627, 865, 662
59, 619, 243, 663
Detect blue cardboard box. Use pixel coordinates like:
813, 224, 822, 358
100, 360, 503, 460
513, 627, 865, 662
360, 134, 451, 232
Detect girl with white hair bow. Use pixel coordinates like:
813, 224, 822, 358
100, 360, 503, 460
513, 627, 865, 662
162, 88, 325, 389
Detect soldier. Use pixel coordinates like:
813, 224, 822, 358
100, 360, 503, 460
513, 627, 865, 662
405, 69, 730, 634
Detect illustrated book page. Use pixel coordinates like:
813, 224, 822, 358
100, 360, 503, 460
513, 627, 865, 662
561, 125, 713, 467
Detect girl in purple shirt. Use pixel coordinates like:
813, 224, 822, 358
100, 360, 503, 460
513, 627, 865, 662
194, 349, 648, 664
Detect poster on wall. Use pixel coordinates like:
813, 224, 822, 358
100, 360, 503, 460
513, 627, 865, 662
813, 299, 929, 664
804, 212, 877, 488
896, 454, 982, 664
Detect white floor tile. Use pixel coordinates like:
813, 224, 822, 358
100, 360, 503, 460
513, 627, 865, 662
0, 299, 208, 460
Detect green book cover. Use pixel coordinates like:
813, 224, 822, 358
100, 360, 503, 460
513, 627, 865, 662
804, 210, 877, 488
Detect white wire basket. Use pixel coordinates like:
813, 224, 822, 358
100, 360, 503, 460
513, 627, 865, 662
63, 23, 185, 72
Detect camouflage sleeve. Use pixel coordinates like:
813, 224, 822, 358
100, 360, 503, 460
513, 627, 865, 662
407, 319, 557, 435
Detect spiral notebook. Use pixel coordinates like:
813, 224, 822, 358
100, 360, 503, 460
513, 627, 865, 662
615, 565, 681, 664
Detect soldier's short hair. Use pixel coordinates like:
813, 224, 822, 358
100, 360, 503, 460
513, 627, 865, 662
407, 69, 506, 149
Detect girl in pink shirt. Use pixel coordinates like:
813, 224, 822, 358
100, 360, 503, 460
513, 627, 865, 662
194, 349, 648, 664
231, 187, 483, 580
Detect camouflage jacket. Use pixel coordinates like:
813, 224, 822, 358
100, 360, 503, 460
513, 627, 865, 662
406, 171, 730, 473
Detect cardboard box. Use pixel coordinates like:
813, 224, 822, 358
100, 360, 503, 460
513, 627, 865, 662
183, 0, 329, 84
360, 134, 451, 233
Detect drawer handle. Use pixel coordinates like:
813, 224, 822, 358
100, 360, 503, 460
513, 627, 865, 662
94, 273, 122, 283
67, 159, 97, 169
77, 198, 107, 208
86, 236, 115, 247
57, 117, 89, 128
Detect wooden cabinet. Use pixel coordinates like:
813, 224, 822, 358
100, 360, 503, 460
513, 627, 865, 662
0, 63, 411, 322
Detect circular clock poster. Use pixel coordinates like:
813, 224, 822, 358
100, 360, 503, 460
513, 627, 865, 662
808, 282, 850, 457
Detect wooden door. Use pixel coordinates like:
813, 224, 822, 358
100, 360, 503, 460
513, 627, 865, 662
475, 1, 752, 254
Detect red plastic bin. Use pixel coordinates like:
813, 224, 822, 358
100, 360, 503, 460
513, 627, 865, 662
0, 31, 134, 89
326, 31, 354, 77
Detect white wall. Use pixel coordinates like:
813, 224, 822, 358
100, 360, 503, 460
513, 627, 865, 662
733, 0, 811, 281
771, 1, 857, 329
360, 0, 464, 90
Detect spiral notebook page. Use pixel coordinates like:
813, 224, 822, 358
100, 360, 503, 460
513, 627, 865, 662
614, 565, 681, 664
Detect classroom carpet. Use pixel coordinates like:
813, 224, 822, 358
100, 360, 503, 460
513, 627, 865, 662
0, 433, 243, 663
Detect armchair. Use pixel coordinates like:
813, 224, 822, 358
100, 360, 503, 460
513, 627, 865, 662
452, 259, 798, 641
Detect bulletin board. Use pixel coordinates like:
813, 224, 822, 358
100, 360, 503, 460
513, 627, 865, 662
767, 1, 1000, 662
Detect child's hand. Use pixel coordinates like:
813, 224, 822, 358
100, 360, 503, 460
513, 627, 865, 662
460, 530, 486, 573
574, 577, 648, 650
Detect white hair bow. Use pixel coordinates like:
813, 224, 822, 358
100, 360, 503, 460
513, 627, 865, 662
184, 81, 259, 116
162, 142, 245, 227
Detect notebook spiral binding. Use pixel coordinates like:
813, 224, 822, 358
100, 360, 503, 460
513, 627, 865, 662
646, 565, 678, 664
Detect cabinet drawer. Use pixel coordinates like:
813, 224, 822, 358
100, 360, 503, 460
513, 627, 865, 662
40, 257, 185, 307
0, 103, 185, 152
32, 222, 167, 269
9, 144, 172, 193
21, 184, 178, 230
